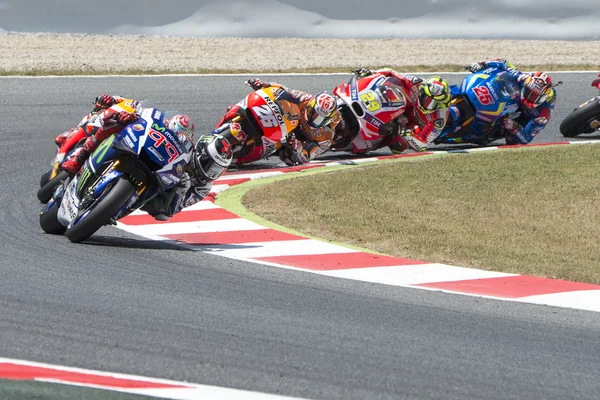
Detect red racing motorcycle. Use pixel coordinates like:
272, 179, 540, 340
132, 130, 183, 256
560, 73, 600, 137
331, 71, 409, 154
211, 85, 299, 166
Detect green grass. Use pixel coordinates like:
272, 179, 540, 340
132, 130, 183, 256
1, 64, 598, 76
243, 145, 600, 284
0, 379, 156, 399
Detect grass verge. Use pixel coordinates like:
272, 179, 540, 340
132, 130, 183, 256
0, 378, 154, 399
242, 145, 600, 284
1, 64, 599, 76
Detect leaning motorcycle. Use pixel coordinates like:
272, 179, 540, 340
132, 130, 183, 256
39, 105, 192, 243
37, 99, 135, 203
331, 71, 408, 153
559, 73, 600, 137
211, 86, 299, 165
434, 67, 522, 146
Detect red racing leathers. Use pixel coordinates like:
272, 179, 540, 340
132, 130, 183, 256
368, 69, 450, 152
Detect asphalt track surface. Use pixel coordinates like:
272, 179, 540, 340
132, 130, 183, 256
2, 73, 600, 400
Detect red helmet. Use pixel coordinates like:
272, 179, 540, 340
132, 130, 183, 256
168, 114, 195, 142
521, 72, 553, 108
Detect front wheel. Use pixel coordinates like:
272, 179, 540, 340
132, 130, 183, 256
37, 170, 69, 203
560, 100, 600, 138
39, 200, 67, 235
39, 169, 52, 187
65, 178, 135, 243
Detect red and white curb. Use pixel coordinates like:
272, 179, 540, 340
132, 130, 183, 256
116, 141, 600, 313
0, 358, 303, 399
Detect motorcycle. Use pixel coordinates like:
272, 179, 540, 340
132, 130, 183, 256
39, 104, 192, 243
560, 73, 600, 137
211, 85, 299, 165
434, 67, 522, 146
37, 99, 135, 203
331, 71, 408, 153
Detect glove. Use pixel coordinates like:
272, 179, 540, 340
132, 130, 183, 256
245, 78, 269, 90
465, 62, 486, 73
117, 111, 138, 125
94, 94, 116, 109
286, 135, 303, 153
279, 135, 309, 165
353, 68, 373, 78
177, 172, 192, 191
502, 118, 519, 134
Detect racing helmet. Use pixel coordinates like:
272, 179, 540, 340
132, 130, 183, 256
192, 134, 232, 183
418, 76, 451, 113
168, 114, 195, 142
305, 91, 339, 129
521, 72, 553, 108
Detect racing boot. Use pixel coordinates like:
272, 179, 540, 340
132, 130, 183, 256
404, 126, 428, 152
60, 136, 98, 175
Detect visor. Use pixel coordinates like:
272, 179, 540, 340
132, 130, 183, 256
522, 85, 550, 106
306, 107, 333, 129
419, 92, 439, 112
198, 144, 228, 181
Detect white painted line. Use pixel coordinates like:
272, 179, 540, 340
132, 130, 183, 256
119, 218, 266, 236
126, 201, 220, 216
181, 200, 221, 211
517, 290, 600, 312
210, 184, 231, 194
0, 357, 305, 400
200, 239, 357, 258
324, 263, 516, 286
217, 171, 286, 181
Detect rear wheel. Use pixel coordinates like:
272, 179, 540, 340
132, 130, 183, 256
37, 170, 69, 203
65, 178, 135, 243
39, 200, 67, 235
560, 100, 600, 138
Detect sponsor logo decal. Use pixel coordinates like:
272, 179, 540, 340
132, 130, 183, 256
148, 146, 165, 162
132, 124, 144, 132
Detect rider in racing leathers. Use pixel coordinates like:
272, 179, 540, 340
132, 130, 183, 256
352, 68, 452, 153
60, 102, 232, 221
465, 59, 558, 144
54, 94, 133, 147
243, 78, 341, 165
141, 134, 233, 221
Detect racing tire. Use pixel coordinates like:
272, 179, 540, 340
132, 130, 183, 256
559, 100, 600, 138
37, 170, 69, 203
39, 200, 67, 235
65, 178, 135, 243
39, 169, 52, 187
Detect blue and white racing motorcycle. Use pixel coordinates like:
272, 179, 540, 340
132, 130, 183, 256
434, 66, 522, 146
39, 104, 193, 243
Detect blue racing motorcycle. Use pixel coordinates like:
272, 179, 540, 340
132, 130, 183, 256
39, 103, 193, 243
434, 67, 521, 146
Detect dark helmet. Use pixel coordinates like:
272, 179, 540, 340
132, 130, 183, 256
192, 134, 232, 183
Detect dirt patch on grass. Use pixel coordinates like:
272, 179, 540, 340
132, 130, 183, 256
1, 33, 599, 74
244, 146, 600, 284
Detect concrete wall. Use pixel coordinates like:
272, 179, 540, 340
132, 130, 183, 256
1, 0, 599, 39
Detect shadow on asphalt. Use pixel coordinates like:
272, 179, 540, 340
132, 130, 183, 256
83, 235, 191, 251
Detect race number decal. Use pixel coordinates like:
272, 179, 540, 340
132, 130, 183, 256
252, 105, 279, 128
360, 91, 382, 112
473, 86, 494, 105
148, 129, 180, 163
